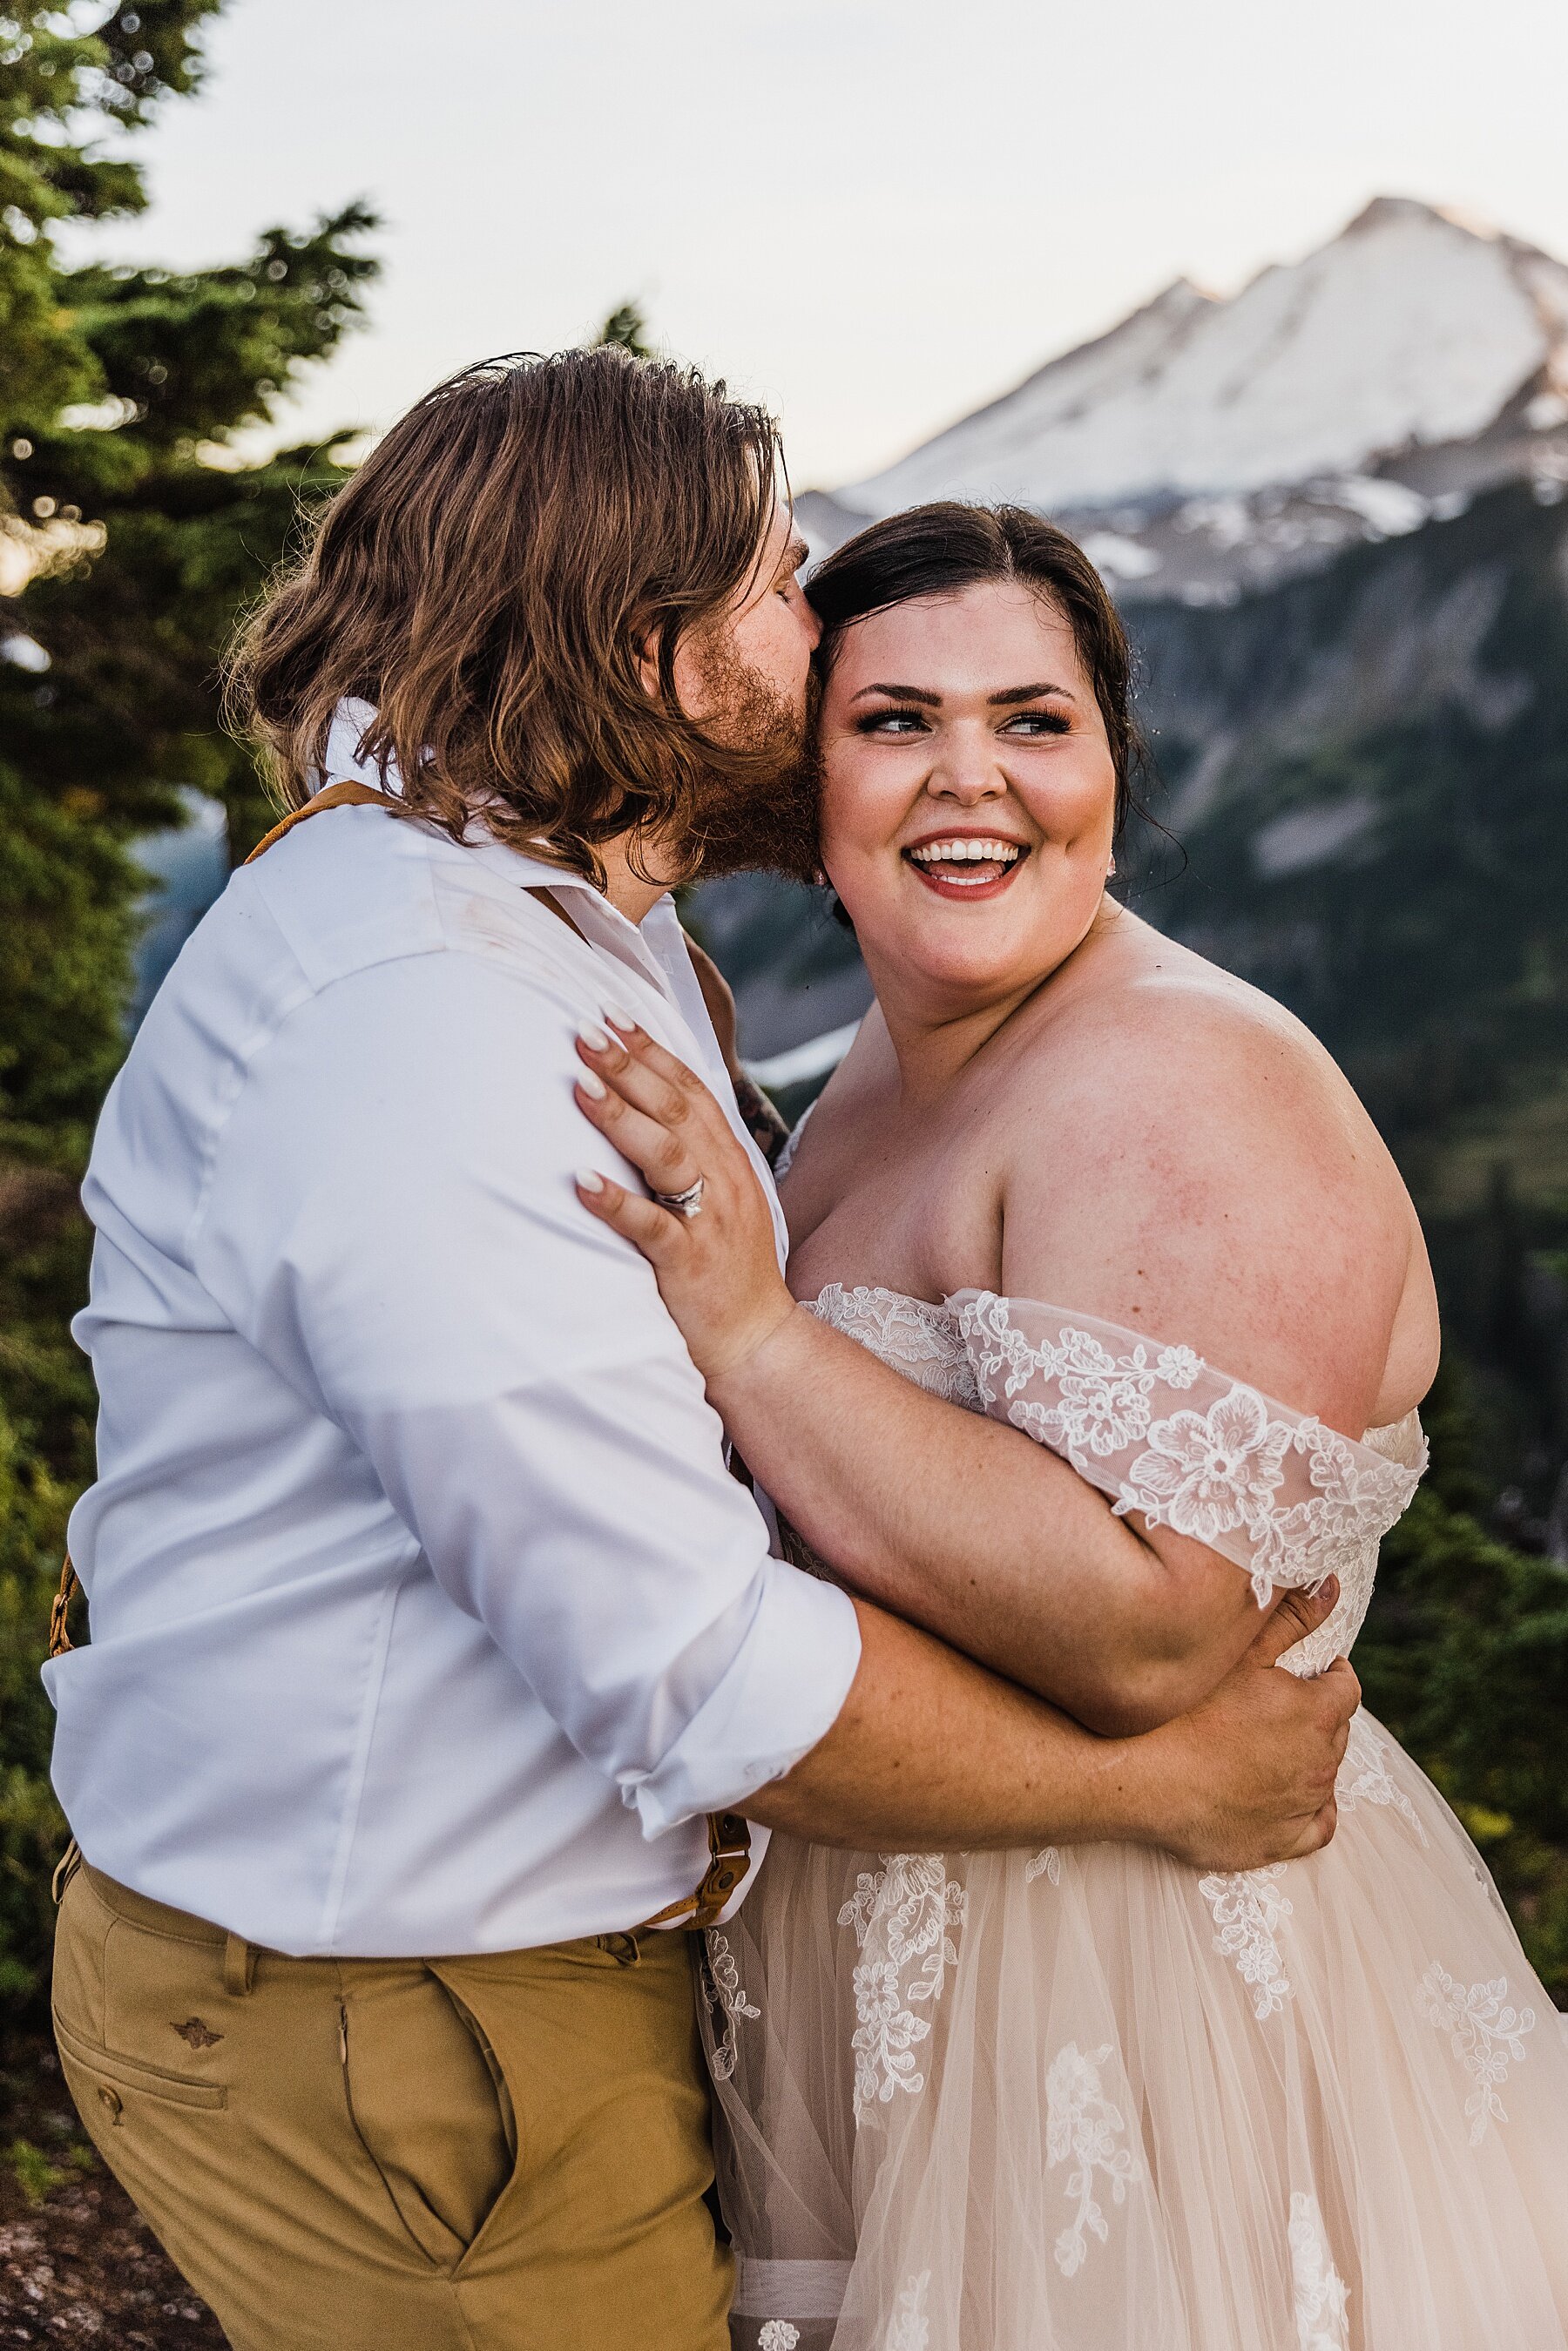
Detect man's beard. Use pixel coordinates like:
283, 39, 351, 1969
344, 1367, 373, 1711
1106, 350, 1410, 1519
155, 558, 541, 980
661, 635, 822, 883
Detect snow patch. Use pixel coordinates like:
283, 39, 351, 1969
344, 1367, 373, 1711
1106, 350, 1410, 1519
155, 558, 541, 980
1080, 531, 1160, 580
1326, 476, 1429, 536
840, 200, 1568, 517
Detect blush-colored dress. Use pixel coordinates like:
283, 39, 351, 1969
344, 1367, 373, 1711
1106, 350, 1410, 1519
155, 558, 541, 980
703, 1282, 1568, 2351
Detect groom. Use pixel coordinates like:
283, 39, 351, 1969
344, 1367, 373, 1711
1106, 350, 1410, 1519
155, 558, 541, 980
45, 348, 1357, 2351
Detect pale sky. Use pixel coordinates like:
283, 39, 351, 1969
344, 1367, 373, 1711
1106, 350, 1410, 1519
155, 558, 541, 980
71, 0, 1568, 490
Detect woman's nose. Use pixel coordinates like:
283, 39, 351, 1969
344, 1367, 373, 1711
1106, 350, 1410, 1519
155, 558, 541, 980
929, 740, 1005, 804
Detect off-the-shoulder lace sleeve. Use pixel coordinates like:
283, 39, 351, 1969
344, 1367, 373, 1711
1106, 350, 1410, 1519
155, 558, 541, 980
952, 1289, 1425, 1607
773, 1097, 817, 1182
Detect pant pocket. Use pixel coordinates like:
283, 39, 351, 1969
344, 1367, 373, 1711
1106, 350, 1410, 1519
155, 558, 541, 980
339, 1965, 517, 2271
54, 2012, 228, 2111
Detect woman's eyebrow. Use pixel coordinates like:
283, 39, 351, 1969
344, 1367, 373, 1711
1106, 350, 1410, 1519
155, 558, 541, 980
988, 681, 1077, 706
850, 682, 943, 706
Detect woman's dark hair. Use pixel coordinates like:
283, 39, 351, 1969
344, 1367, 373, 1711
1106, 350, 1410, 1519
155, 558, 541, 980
226, 347, 783, 885
805, 501, 1142, 841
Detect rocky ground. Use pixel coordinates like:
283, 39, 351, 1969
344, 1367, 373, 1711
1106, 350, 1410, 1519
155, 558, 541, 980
0, 2038, 226, 2348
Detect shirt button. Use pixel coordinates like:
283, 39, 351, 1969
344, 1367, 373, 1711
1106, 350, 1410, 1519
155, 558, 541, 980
98, 2085, 123, 2125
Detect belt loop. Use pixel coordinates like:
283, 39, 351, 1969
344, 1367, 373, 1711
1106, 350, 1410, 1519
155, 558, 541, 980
51, 1839, 82, 1907
223, 1931, 257, 1996
593, 1931, 641, 1966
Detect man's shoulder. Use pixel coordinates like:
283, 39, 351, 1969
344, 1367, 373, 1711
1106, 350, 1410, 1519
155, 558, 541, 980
213, 804, 591, 1007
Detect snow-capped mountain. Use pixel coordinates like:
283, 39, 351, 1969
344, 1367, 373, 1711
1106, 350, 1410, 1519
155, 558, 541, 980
800, 199, 1568, 601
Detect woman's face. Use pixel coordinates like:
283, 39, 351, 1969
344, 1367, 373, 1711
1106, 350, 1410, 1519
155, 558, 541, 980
816, 580, 1119, 1017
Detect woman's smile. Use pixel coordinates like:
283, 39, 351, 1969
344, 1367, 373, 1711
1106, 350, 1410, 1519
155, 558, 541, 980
903, 827, 1032, 900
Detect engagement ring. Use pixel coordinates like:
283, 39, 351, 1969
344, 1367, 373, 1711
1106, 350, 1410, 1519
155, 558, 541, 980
652, 1177, 706, 1219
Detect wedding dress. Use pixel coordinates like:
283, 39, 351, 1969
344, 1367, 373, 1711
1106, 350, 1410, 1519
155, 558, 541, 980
703, 1282, 1568, 2351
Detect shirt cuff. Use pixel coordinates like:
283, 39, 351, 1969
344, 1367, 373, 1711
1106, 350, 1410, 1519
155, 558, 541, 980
622, 1562, 862, 1839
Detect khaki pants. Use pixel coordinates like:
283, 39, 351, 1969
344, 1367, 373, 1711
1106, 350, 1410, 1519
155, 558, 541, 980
52, 1858, 732, 2351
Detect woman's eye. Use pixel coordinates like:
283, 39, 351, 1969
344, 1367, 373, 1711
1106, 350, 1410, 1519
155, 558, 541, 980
858, 709, 928, 735
1000, 710, 1071, 737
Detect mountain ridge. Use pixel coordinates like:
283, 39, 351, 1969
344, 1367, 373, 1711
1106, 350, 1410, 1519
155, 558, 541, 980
799, 197, 1568, 605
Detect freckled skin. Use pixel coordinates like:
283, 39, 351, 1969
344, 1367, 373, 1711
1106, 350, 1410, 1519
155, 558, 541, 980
783, 579, 1441, 1671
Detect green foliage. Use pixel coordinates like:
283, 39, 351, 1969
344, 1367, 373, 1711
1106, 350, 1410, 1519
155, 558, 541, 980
1356, 1362, 1568, 2003
0, 1398, 71, 2010
594, 299, 655, 359
0, 0, 380, 2022
0, 2, 225, 429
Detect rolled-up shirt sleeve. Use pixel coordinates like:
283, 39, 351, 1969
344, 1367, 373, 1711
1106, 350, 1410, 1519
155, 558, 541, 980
193, 944, 862, 1834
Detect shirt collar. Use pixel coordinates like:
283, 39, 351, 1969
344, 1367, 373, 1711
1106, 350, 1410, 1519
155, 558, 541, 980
322, 696, 683, 992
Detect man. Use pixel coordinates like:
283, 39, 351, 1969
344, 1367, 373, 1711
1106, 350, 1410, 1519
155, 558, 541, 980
45, 348, 1356, 2351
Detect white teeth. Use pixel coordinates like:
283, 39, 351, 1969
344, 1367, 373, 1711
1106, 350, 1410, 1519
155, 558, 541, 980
908, 838, 1022, 865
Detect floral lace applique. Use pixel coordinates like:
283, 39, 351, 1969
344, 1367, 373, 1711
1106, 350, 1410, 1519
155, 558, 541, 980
1418, 1963, 1536, 2144
840, 1854, 967, 2123
1335, 1712, 1427, 1842
1288, 2192, 1351, 2350
957, 1292, 1423, 1620
884, 2271, 931, 2351
1025, 1847, 1062, 1886
758, 2327, 800, 2351
812, 1287, 980, 1407
1045, 2041, 1144, 2277
701, 1930, 760, 2082
1200, 1865, 1294, 2019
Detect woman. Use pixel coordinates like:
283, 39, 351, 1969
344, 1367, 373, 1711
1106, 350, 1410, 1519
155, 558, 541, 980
571, 504, 1568, 2349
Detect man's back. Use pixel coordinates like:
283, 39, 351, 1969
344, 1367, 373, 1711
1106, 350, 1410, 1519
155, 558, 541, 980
51, 800, 857, 1953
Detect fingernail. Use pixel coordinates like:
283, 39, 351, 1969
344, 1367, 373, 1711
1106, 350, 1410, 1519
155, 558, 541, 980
1320, 1576, 1339, 1604
578, 1022, 610, 1051
578, 1070, 607, 1100
576, 1168, 605, 1192
603, 1003, 639, 1032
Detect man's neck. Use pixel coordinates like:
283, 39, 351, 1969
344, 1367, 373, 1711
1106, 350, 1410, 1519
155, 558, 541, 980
595, 833, 679, 926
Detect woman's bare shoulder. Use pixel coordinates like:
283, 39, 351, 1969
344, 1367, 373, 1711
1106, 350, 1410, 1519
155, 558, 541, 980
1019, 922, 1371, 1151
998, 923, 1430, 1430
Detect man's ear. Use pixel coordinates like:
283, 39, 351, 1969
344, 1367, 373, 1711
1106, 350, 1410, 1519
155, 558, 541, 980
633, 620, 664, 703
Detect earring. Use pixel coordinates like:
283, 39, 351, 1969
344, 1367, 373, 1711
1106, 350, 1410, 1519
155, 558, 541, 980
1106, 854, 1118, 879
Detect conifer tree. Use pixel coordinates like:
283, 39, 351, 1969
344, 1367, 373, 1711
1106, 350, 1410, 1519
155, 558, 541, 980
0, 0, 379, 2006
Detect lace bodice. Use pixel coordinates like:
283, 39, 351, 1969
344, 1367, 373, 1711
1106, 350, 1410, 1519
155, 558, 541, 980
808, 1283, 1426, 1678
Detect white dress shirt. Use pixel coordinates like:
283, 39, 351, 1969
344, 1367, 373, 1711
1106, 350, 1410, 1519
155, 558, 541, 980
46, 709, 862, 1956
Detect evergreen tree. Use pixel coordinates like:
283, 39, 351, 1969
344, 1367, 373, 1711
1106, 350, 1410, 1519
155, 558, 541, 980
594, 298, 655, 359
0, 0, 379, 2009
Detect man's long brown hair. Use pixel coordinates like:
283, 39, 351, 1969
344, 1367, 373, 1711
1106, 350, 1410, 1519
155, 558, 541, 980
226, 348, 785, 882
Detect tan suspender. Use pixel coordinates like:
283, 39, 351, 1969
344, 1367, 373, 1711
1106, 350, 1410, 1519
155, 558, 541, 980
51, 779, 752, 1925
240, 776, 402, 862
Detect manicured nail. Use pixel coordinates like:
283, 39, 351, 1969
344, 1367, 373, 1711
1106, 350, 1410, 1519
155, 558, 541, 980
603, 1003, 639, 1033
578, 1021, 609, 1051
578, 1070, 607, 1100
576, 1168, 605, 1192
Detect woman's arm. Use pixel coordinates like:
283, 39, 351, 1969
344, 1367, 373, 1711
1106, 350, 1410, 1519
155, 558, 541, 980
753, 1579, 1356, 1870
573, 1009, 1393, 1733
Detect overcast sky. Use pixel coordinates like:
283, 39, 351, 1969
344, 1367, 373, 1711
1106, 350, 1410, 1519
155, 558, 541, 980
76, 0, 1568, 489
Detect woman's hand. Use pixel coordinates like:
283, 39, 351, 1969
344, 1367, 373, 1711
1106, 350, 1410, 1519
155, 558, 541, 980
574, 1016, 800, 1383
1126, 1581, 1357, 1869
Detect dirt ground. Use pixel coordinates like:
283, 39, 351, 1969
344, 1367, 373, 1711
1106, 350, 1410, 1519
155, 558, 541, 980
0, 2037, 227, 2348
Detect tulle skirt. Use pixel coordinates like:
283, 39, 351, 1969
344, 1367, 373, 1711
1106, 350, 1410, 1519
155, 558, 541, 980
703, 1712, 1568, 2350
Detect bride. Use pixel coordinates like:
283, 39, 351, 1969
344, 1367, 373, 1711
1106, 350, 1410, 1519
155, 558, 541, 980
571, 502, 1568, 2349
